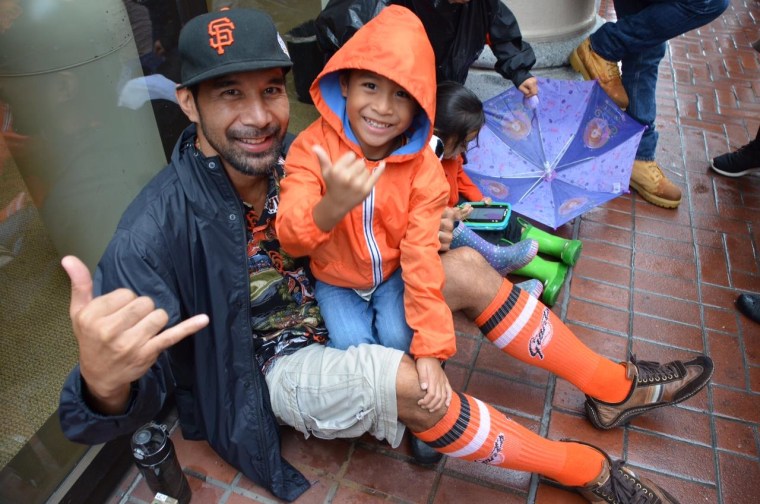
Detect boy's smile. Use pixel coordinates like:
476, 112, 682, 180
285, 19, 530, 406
340, 70, 418, 161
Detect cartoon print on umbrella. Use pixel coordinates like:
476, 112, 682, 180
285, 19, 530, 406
465, 77, 645, 229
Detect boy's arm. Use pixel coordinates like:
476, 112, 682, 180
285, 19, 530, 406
311, 145, 385, 231
400, 153, 456, 362
488, 2, 537, 89
277, 136, 384, 256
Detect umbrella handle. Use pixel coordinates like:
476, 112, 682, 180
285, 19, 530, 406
523, 95, 539, 110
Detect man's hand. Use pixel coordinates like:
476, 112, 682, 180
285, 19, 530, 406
62, 256, 209, 415
415, 357, 451, 412
518, 77, 539, 98
312, 145, 385, 232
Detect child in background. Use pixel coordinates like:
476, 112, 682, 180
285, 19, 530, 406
433, 81, 539, 292
434, 81, 583, 305
277, 6, 453, 403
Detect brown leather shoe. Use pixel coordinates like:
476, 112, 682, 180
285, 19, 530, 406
629, 160, 682, 209
574, 444, 681, 503
570, 38, 629, 109
585, 355, 714, 430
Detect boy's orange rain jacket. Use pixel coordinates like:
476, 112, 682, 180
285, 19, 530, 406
276, 5, 455, 360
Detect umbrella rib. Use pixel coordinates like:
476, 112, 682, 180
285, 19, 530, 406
517, 177, 545, 204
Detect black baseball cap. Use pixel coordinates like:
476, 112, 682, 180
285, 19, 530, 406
177, 8, 292, 88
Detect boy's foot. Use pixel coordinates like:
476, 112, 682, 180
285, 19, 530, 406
629, 160, 682, 209
710, 137, 760, 177
569, 38, 629, 109
585, 355, 713, 430
574, 444, 680, 503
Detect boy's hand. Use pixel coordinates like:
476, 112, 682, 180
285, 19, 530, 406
457, 203, 473, 221
312, 145, 385, 231
415, 356, 451, 412
438, 207, 456, 251
518, 77, 539, 98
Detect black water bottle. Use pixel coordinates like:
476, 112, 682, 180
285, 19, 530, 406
131, 422, 192, 504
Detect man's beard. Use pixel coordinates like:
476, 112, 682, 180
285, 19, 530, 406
201, 122, 284, 177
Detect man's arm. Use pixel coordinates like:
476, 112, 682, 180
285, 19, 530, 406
489, 1, 537, 91
58, 256, 208, 442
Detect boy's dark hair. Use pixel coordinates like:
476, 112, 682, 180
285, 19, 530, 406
434, 81, 485, 150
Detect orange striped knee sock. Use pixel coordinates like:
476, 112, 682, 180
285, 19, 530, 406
476, 280, 631, 403
413, 393, 605, 486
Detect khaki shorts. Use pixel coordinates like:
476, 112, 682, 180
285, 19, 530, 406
266, 343, 406, 448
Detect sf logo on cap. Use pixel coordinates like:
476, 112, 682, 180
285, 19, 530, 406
208, 17, 235, 55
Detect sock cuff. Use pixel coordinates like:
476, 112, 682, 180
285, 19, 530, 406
474, 279, 515, 327
452, 221, 466, 239
411, 392, 463, 440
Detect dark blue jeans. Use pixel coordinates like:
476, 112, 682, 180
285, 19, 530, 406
590, 0, 729, 160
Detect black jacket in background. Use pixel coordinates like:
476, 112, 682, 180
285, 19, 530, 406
316, 0, 536, 86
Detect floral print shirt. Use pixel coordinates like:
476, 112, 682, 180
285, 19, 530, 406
247, 162, 328, 373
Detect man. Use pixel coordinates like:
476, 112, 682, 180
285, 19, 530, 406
59, 8, 713, 503
570, 0, 729, 209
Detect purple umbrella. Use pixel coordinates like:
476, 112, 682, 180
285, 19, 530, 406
464, 77, 645, 229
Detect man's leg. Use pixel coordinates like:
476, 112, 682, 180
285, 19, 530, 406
395, 357, 680, 503
577, 0, 729, 208
441, 247, 713, 429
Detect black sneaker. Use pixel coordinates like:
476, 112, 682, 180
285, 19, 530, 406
710, 137, 760, 177
736, 293, 760, 324
409, 435, 443, 465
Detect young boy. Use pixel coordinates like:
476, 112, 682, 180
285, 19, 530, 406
276, 6, 452, 398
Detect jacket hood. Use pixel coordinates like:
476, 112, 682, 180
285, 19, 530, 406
309, 5, 437, 159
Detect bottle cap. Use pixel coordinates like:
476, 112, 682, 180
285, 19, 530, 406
131, 422, 171, 466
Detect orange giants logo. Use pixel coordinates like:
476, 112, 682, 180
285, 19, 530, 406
208, 17, 235, 55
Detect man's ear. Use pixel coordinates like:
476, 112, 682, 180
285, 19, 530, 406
176, 87, 199, 123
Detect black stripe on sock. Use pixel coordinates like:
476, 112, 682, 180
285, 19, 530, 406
428, 392, 470, 449
479, 285, 520, 335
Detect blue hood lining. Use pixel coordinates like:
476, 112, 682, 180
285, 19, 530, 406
318, 71, 431, 158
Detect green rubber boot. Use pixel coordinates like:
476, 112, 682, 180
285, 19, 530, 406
518, 217, 583, 266
510, 251, 569, 307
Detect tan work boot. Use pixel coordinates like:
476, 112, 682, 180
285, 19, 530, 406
585, 355, 714, 430
629, 160, 682, 209
574, 445, 681, 503
570, 38, 629, 109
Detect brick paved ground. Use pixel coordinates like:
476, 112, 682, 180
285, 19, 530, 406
107, 1, 759, 502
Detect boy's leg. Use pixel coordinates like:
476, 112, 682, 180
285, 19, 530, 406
371, 268, 414, 352
315, 280, 376, 348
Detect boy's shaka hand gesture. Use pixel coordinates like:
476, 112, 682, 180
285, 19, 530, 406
312, 144, 386, 231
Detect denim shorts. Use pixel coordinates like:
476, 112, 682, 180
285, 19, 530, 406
265, 343, 406, 448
